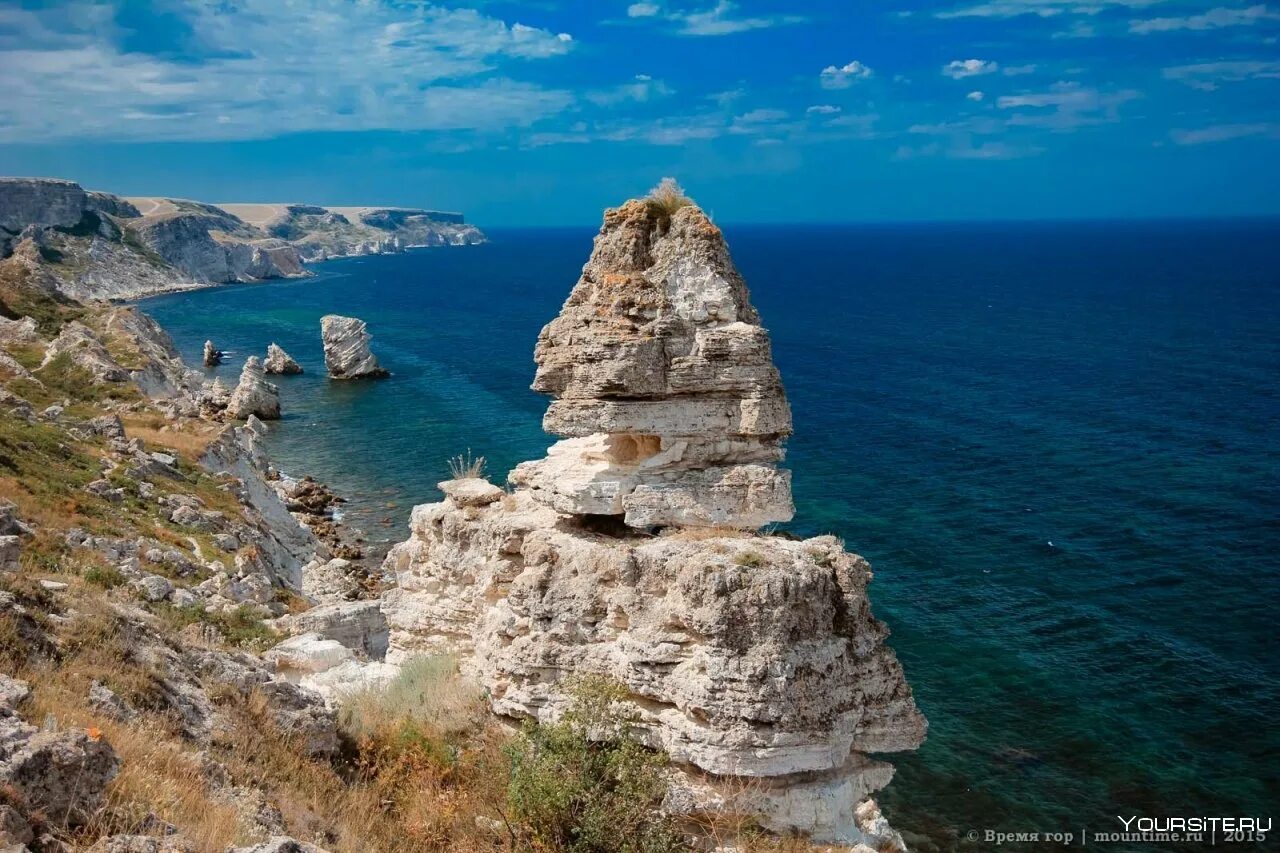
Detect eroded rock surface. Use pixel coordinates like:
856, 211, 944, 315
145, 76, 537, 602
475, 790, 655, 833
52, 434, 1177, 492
263, 343, 302, 375
320, 315, 388, 379
380, 196, 926, 844
226, 356, 281, 421
510, 200, 793, 529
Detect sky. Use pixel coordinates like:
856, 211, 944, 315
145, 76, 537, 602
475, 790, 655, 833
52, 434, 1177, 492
1, 0, 1278, 225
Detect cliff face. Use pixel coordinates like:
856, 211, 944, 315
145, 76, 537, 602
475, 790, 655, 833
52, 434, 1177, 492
1, 178, 484, 300
381, 196, 925, 845
219, 202, 485, 261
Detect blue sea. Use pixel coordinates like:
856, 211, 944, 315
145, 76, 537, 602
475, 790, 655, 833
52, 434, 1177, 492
143, 220, 1280, 852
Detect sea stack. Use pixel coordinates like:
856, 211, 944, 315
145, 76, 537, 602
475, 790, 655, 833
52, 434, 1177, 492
263, 343, 303, 375
202, 340, 223, 367
320, 315, 388, 379
225, 356, 281, 420
380, 193, 926, 845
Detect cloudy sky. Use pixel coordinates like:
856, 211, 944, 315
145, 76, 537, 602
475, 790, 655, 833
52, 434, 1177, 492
1, 0, 1277, 224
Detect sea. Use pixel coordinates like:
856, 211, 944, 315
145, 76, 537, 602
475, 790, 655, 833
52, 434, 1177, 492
142, 219, 1280, 852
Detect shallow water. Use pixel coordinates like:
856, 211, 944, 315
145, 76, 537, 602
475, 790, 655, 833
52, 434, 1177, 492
143, 220, 1280, 851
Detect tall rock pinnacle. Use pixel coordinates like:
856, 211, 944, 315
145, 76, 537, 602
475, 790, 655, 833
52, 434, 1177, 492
512, 199, 793, 529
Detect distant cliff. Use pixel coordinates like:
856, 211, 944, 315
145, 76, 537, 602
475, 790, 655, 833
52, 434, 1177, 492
0, 177, 486, 301
216, 202, 485, 261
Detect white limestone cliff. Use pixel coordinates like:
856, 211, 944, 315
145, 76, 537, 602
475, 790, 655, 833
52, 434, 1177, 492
226, 356, 281, 421
380, 195, 926, 844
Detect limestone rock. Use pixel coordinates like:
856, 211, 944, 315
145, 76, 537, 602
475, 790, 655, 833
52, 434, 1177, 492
320, 315, 388, 379
282, 600, 388, 659
0, 177, 87, 232
231, 836, 330, 853
203, 340, 223, 366
0, 676, 30, 711
379, 194, 925, 843
0, 718, 120, 827
0, 536, 19, 571
512, 199, 793, 530
263, 343, 302, 375
226, 356, 281, 421
42, 321, 130, 383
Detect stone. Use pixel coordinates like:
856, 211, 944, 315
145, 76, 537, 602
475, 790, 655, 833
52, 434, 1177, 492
0, 722, 120, 827
509, 199, 793, 530
42, 321, 130, 383
0, 177, 87, 232
86, 479, 126, 502
264, 633, 354, 677
0, 803, 33, 848
39, 579, 68, 591
133, 574, 174, 603
263, 343, 303, 375
301, 557, 359, 602
284, 601, 389, 659
0, 502, 33, 537
202, 340, 224, 366
379, 194, 926, 843
225, 356, 281, 421
320, 315, 388, 379
89, 681, 137, 723
230, 837, 330, 853
438, 477, 504, 507
0, 536, 19, 572
88, 836, 193, 853
0, 676, 30, 711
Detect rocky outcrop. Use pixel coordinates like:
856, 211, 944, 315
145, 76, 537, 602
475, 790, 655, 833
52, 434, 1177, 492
380, 196, 925, 843
0, 177, 90, 233
226, 357, 281, 421
126, 207, 304, 284
219, 203, 485, 261
42, 321, 130, 382
509, 200, 792, 530
320, 315, 388, 379
203, 340, 224, 366
263, 343, 302, 375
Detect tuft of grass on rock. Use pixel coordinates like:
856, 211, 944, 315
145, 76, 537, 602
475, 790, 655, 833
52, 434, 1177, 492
645, 177, 693, 220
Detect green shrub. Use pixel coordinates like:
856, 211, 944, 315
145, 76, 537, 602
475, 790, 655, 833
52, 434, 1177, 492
83, 563, 126, 589
505, 676, 685, 853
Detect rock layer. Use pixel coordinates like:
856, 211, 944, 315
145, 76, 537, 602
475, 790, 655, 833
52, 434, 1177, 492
381, 195, 925, 844
226, 356, 281, 420
263, 343, 302, 375
321, 315, 388, 379
510, 200, 793, 529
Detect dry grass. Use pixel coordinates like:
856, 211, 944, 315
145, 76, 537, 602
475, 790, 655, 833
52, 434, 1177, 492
446, 450, 487, 480
122, 415, 223, 460
645, 177, 693, 218
663, 525, 754, 542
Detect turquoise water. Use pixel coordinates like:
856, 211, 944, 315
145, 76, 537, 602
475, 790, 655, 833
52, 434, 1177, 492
143, 221, 1280, 851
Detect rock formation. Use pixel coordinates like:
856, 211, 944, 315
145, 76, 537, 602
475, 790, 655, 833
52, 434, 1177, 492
380, 196, 925, 844
226, 356, 281, 420
321, 315, 388, 379
263, 343, 303, 375
203, 340, 224, 366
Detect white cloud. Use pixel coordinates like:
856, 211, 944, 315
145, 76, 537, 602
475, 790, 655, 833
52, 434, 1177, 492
998, 81, 1140, 129
1003, 64, 1039, 75
0, 0, 575, 142
629, 1, 806, 36
820, 60, 874, 89
806, 104, 842, 114
586, 77, 674, 106
967, 90, 986, 100
944, 59, 1000, 79
1170, 122, 1280, 144
1163, 60, 1280, 90
1130, 4, 1280, 33
936, 0, 1163, 19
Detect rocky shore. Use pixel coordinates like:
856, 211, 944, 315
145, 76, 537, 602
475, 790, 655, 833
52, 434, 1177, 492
0, 177, 485, 301
0, 179, 924, 852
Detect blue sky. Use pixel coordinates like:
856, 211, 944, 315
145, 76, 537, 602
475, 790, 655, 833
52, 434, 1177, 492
1, 0, 1278, 224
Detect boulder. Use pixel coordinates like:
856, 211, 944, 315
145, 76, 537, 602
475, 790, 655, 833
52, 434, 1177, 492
0, 717, 120, 827
225, 356, 281, 421
320, 315, 388, 379
41, 321, 130, 383
263, 343, 302, 375
0, 536, 19, 572
283, 600, 388, 659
